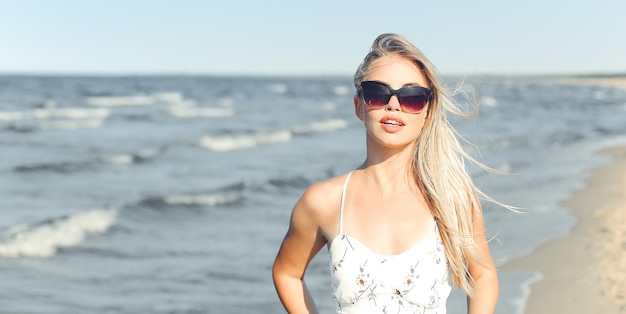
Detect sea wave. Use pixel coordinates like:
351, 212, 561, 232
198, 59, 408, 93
37, 119, 104, 130
198, 130, 292, 151
100, 148, 161, 165
0, 208, 117, 258
13, 160, 92, 173
217, 97, 234, 107
480, 96, 498, 107
333, 85, 350, 95
154, 92, 185, 103
269, 83, 287, 94
13, 148, 160, 173
138, 182, 247, 210
267, 175, 311, 189
85, 95, 156, 107
197, 119, 347, 152
84, 92, 189, 107
166, 106, 234, 118
0, 103, 109, 131
291, 119, 347, 134
0, 107, 110, 121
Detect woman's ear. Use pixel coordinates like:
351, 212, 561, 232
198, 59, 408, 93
354, 95, 364, 121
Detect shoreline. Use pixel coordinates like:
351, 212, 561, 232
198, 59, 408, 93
469, 74, 626, 89
536, 75, 626, 89
502, 146, 626, 313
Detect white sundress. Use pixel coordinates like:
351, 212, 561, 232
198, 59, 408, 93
328, 172, 451, 313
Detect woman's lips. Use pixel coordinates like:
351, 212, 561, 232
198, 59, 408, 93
380, 116, 405, 133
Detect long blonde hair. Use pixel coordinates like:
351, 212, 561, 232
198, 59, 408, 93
354, 33, 503, 296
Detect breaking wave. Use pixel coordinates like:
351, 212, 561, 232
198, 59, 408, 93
138, 182, 247, 210
14, 160, 92, 173
0, 107, 110, 122
198, 130, 292, 151
0, 104, 109, 131
0, 208, 118, 258
166, 106, 234, 118
291, 119, 347, 134
85, 92, 189, 107
198, 118, 347, 152
100, 148, 161, 165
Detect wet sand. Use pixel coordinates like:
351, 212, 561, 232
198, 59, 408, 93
502, 146, 626, 313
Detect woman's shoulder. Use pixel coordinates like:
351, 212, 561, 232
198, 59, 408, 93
296, 172, 353, 220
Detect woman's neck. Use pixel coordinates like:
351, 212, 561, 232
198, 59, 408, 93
359, 142, 416, 193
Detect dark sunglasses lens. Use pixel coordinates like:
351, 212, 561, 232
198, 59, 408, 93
399, 96, 428, 113
361, 82, 391, 109
398, 86, 430, 113
365, 95, 390, 108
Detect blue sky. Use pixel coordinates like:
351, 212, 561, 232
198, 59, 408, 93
1, 1, 625, 76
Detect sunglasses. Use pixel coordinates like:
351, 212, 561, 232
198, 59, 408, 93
360, 81, 432, 113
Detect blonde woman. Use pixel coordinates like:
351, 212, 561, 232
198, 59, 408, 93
273, 33, 500, 314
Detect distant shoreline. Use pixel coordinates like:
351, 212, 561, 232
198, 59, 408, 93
531, 75, 626, 89
451, 73, 626, 90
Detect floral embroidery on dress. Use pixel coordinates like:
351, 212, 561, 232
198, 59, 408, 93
353, 259, 376, 304
330, 234, 450, 313
430, 246, 443, 265
332, 247, 348, 273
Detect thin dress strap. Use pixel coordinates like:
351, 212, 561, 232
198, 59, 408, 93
338, 171, 354, 235
433, 219, 441, 242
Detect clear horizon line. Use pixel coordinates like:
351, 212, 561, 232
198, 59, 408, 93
0, 69, 625, 78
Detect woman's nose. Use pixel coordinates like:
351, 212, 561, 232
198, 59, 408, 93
385, 95, 401, 111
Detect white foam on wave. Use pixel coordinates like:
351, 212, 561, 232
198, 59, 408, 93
0, 107, 110, 121
38, 119, 104, 130
514, 272, 543, 314
85, 95, 156, 107
33, 107, 110, 120
166, 106, 234, 118
164, 190, 244, 207
480, 96, 498, 107
269, 83, 287, 94
0, 111, 27, 121
198, 119, 346, 152
154, 92, 184, 103
100, 148, 160, 165
168, 99, 197, 107
85, 92, 193, 107
0, 208, 117, 258
333, 85, 350, 95
198, 130, 292, 151
291, 119, 347, 134
101, 154, 134, 165
0, 104, 109, 131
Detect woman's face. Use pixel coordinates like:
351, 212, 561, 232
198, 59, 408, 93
355, 54, 430, 150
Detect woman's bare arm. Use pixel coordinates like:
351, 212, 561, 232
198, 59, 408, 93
273, 185, 328, 313
466, 206, 499, 314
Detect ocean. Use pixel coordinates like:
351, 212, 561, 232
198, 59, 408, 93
0, 74, 625, 313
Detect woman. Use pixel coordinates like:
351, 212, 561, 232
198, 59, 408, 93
273, 33, 500, 314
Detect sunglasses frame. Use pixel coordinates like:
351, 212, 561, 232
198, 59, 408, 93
359, 80, 433, 113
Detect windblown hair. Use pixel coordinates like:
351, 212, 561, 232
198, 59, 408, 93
354, 33, 503, 296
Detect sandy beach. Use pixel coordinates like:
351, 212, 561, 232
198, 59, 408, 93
502, 144, 626, 313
